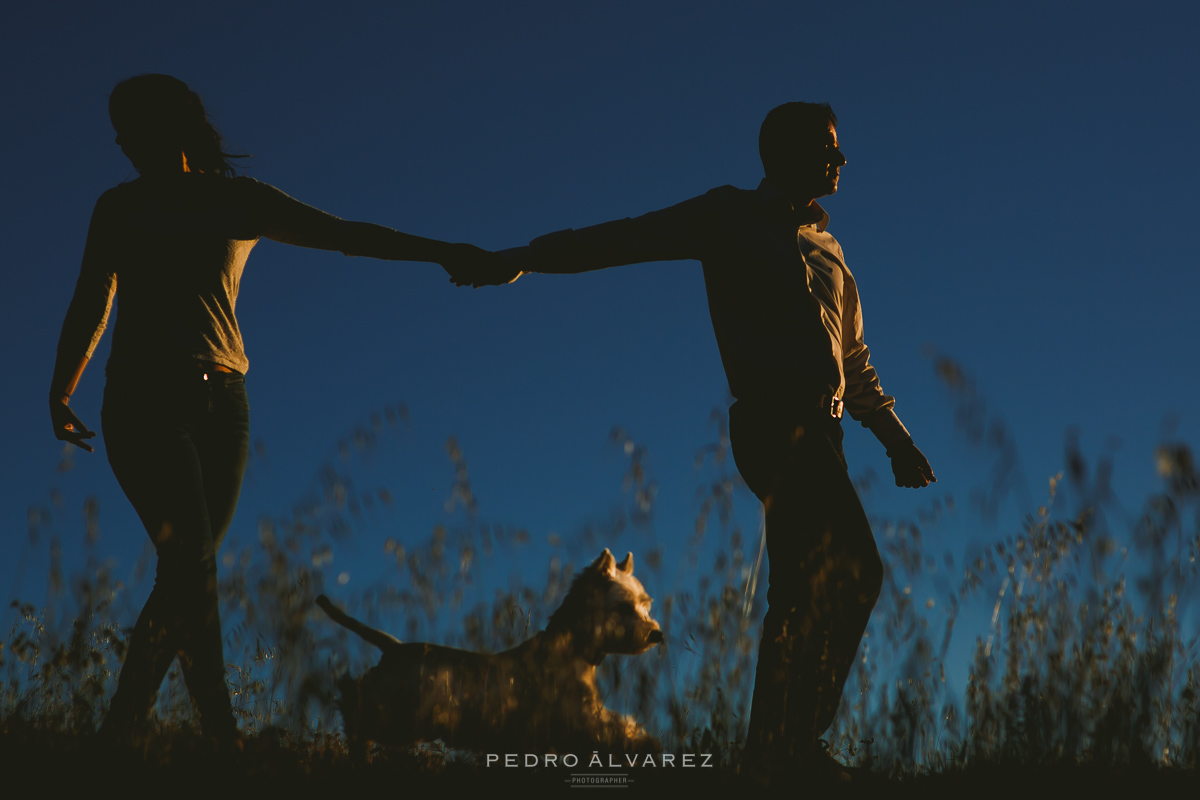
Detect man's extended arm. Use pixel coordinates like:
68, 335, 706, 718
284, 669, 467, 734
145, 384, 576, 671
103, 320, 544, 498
449, 190, 723, 285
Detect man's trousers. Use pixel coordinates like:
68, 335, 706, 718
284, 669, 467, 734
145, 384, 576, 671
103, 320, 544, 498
730, 399, 884, 765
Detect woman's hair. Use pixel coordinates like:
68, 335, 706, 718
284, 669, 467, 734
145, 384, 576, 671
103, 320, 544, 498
109, 74, 248, 177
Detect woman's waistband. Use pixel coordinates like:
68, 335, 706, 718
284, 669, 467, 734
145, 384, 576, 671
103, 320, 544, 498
105, 358, 245, 384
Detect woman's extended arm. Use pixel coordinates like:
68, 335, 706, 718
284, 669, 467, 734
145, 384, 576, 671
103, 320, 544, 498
251, 179, 490, 268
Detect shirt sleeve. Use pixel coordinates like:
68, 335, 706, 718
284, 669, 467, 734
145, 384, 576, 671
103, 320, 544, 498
840, 265, 911, 444
503, 189, 725, 273
55, 191, 120, 365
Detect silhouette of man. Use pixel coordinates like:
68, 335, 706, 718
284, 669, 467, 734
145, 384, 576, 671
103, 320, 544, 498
453, 102, 935, 774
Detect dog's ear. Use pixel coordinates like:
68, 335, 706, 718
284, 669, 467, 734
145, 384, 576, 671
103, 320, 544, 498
592, 548, 616, 574
616, 552, 634, 574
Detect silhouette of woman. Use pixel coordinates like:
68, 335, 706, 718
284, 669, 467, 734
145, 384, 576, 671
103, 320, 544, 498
48, 74, 483, 745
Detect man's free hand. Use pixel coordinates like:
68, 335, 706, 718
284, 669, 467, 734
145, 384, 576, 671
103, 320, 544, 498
440, 244, 523, 288
888, 439, 935, 488
50, 399, 96, 453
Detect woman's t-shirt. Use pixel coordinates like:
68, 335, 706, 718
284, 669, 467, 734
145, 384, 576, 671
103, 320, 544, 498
57, 173, 352, 375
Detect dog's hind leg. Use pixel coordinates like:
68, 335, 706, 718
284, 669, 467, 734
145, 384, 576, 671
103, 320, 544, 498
337, 674, 371, 766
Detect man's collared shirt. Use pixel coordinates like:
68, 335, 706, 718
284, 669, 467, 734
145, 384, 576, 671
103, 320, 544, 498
515, 179, 907, 436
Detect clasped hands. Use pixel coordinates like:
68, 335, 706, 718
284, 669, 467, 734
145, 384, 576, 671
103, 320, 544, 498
438, 245, 524, 288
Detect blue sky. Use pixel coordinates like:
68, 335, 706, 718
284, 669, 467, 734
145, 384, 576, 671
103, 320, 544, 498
3, 1, 1198, 691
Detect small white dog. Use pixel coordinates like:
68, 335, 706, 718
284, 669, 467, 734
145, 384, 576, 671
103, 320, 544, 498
316, 548, 663, 758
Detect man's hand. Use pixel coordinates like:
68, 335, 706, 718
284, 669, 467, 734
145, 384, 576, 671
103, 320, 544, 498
887, 439, 935, 488
50, 398, 96, 453
439, 244, 523, 288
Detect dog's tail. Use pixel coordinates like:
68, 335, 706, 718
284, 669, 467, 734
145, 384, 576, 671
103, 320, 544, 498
316, 594, 403, 651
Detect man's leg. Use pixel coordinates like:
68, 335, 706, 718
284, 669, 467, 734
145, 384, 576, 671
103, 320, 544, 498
738, 414, 883, 769
778, 444, 883, 743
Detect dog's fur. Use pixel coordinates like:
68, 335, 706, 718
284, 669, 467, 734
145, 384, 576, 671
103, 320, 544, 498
316, 549, 663, 758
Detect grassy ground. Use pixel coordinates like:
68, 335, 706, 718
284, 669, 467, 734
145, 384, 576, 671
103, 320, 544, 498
0, 728, 1196, 798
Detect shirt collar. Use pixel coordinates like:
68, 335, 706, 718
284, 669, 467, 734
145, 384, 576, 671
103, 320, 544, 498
755, 177, 830, 232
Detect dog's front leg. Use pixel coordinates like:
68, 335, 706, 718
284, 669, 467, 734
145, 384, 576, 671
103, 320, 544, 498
624, 717, 663, 756
594, 708, 662, 755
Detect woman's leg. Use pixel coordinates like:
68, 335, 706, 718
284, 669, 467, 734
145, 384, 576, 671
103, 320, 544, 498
181, 373, 249, 737
99, 372, 249, 741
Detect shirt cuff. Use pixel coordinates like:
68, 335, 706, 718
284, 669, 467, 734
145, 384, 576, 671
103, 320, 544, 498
863, 407, 912, 452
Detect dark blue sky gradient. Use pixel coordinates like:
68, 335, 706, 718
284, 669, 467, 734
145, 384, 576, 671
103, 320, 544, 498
3, 2, 1198, 677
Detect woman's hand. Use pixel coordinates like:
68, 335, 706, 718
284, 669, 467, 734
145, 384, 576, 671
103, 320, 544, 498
50, 398, 96, 453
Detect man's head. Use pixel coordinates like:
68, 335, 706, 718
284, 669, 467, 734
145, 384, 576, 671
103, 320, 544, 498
759, 101, 846, 206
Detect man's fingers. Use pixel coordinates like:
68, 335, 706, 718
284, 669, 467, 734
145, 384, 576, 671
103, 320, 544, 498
894, 464, 932, 488
919, 459, 936, 483
891, 444, 935, 488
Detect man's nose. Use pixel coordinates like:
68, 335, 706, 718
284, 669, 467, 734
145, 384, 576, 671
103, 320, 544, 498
832, 148, 847, 167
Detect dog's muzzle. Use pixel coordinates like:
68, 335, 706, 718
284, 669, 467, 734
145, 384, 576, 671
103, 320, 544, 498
648, 629, 664, 645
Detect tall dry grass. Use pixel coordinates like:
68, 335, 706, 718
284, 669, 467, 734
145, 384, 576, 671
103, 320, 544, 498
3, 360, 1197, 780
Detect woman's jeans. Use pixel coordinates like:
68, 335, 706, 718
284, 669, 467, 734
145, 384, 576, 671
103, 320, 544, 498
99, 366, 249, 739
731, 399, 884, 765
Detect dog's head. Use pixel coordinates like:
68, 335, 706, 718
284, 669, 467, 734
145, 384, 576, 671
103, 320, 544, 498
547, 548, 663, 661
